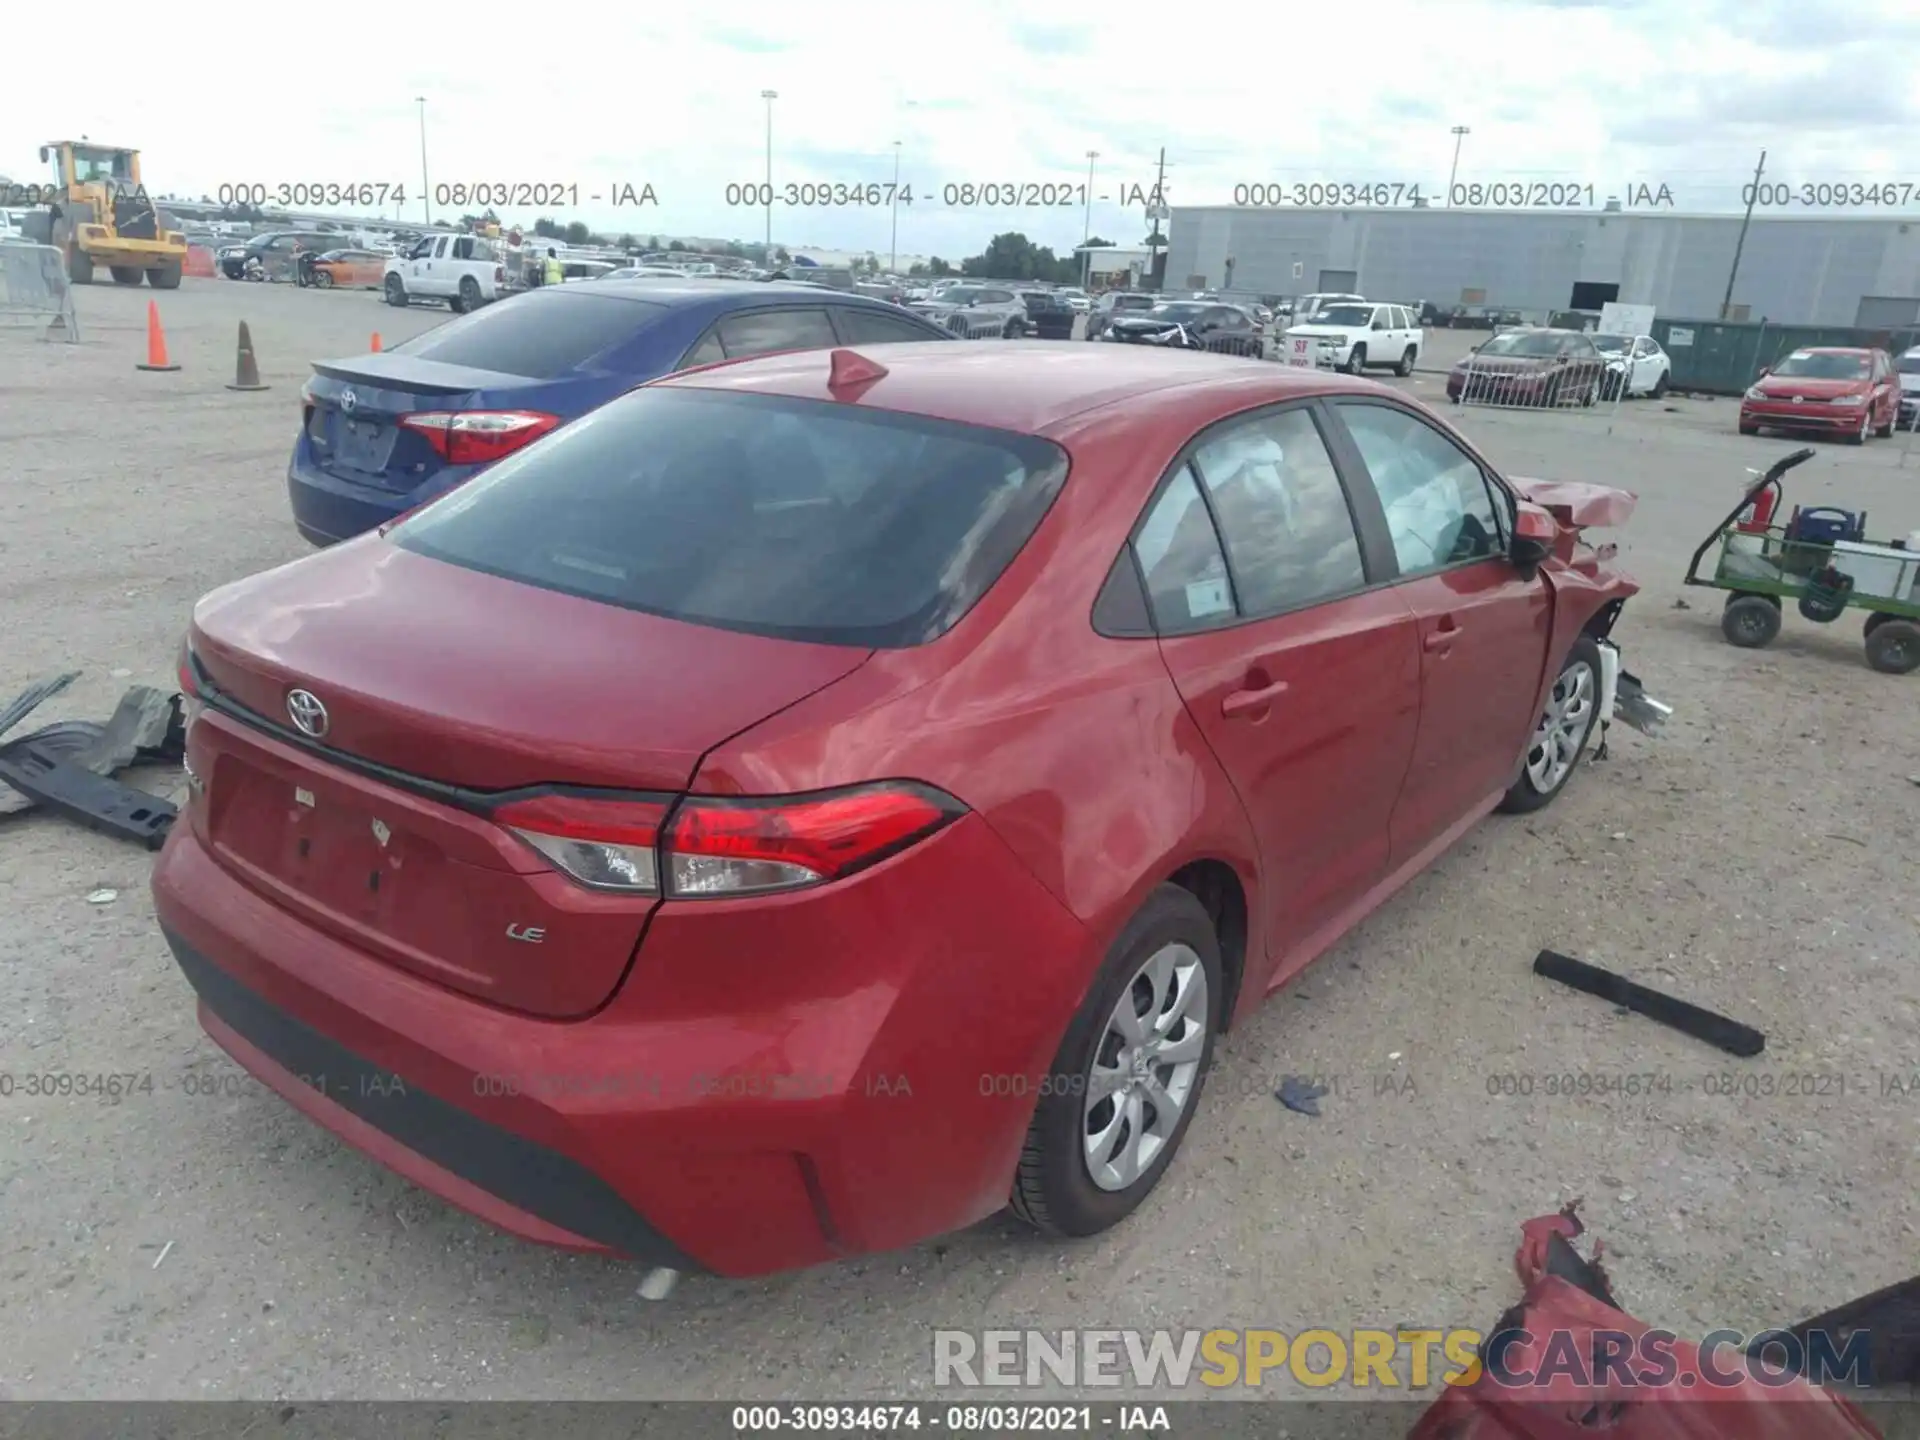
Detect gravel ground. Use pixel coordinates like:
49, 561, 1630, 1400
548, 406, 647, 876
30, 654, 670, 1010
2, 278, 1917, 1403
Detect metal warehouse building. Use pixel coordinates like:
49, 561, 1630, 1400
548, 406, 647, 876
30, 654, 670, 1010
1164, 208, 1920, 327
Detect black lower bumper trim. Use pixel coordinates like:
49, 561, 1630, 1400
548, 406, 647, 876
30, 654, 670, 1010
162, 927, 696, 1267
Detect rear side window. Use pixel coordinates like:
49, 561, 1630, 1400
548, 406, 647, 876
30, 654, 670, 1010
1190, 408, 1367, 617
718, 308, 836, 357
389, 291, 663, 379
832, 307, 941, 344
1133, 466, 1232, 634
391, 388, 1069, 649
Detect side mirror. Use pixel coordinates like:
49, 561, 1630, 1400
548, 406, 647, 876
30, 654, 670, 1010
1511, 501, 1556, 574
1756, 366, 1770, 377
38, 146, 50, 162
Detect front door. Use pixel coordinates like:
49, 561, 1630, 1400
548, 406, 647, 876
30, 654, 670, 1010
1143, 404, 1420, 981
1325, 399, 1552, 867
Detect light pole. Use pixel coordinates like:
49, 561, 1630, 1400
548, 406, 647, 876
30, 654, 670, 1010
760, 90, 778, 254
890, 140, 902, 272
1446, 125, 1469, 206
1081, 150, 1099, 289
415, 97, 432, 225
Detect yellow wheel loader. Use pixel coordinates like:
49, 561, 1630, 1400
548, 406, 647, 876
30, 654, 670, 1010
16, 141, 187, 288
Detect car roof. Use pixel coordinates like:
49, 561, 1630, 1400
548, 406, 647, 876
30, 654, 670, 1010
1796, 346, 1874, 355
578, 278, 930, 316
663, 341, 1396, 439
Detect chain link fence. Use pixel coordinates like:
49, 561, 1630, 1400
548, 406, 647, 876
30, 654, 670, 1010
0, 241, 80, 342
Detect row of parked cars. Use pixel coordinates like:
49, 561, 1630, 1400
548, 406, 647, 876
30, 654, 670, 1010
160, 262, 1666, 1287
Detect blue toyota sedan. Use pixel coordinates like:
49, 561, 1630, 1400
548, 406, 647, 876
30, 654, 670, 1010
287, 279, 957, 545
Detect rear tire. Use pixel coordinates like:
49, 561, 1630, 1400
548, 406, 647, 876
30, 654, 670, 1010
1009, 884, 1222, 1239
68, 248, 94, 285
1498, 637, 1602, 815
1722, 593, 1782, 648
1395, 347, 1416, 377
458, 275, 482, 312
384, 274, 409, 307
1865, 619, 1920, 675
148, 260, 182, 290
110, 266, 143, 285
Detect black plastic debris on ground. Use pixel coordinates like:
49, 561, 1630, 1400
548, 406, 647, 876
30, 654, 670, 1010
1533, 949, 1766, 1058
1275, 1075, 1329, 1117
0, 675, 185, 849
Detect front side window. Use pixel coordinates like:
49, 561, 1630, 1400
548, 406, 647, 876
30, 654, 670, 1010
1335, 402, 1505, 576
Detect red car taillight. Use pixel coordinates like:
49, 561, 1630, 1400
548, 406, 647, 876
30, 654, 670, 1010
400, 410, 561, 465
175, 637, 202, 699
494, 782, 966, 898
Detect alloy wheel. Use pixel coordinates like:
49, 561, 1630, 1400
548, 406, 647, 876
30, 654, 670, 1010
1083, 942, 1209, 1192
1525, 661, 1594, 794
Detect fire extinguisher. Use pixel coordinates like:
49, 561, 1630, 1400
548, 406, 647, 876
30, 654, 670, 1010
1735, 478, 1778, 534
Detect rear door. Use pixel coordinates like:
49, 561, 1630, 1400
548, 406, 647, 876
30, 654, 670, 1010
1145, 403, 1420, 982
1323, 399, 1550, 867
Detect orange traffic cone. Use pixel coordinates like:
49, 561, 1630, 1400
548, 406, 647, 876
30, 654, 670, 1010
136, 300, 179, 372
225, 321, 269, 392
370, 331, 382, 352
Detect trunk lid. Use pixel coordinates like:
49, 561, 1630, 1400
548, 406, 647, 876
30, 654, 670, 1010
187, 540, 873, 1017
302, 354, 543, 494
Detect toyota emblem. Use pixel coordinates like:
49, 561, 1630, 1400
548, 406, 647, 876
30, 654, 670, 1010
339, 388, 358, 415
286, 689, 330, 738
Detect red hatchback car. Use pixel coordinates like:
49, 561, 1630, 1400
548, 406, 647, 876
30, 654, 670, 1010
153, 343, 1665, 1281
1738, 346, 1901, 443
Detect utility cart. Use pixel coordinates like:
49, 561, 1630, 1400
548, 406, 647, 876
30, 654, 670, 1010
1684, 446, 1920, 674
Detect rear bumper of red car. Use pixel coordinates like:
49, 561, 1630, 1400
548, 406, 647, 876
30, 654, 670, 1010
151, 814, 1096, 1277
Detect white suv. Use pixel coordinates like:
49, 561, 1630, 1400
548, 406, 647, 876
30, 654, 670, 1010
1285, 300, 1423, 376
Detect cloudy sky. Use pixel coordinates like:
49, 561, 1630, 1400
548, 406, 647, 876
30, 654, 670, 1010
4, 0, 1917, 263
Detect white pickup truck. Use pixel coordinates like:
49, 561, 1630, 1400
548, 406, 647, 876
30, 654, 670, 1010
383, 233, 506, 313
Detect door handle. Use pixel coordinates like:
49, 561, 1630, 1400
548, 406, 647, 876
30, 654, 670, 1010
1221, 679, 1290, 718
1424, 621, 1463, 653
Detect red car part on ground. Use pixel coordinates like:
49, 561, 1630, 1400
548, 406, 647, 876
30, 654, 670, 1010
1409, 1206, 1884, 1440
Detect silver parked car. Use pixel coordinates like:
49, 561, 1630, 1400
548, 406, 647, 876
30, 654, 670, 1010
1086, 290, 1157, 340
907, 283, 1028, 338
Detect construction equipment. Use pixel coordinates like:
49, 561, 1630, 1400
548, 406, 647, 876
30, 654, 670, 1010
15, 141, 186, 288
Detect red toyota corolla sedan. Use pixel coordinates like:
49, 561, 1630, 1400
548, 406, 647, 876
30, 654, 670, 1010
153, 342, 1665, 1281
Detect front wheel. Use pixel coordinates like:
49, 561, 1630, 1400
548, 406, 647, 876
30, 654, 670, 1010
1722, 593, 1782, 648
110, 266, 144, 286
1651, 372, 1669, 399
384, 274, 408, 307
1009, 884, 1222, 1238
148, 260, 182, 290
1343, 344, 1367, 375
1003, 318, 1025, 339
313, 270, 334, 288
1497, 637, 1602, 815
1847, 410, 1869, 445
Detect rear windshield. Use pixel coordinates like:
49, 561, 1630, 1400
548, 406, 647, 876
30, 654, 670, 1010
390, 388, 1070, 648
388, 291, 665, 379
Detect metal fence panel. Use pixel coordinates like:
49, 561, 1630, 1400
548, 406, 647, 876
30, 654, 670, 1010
0, 242, 80, 341
1453, 345, 1622, 416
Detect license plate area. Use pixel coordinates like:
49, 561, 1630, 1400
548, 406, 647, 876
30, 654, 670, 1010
210, 756, 440, 924
329, 414, 397, 473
